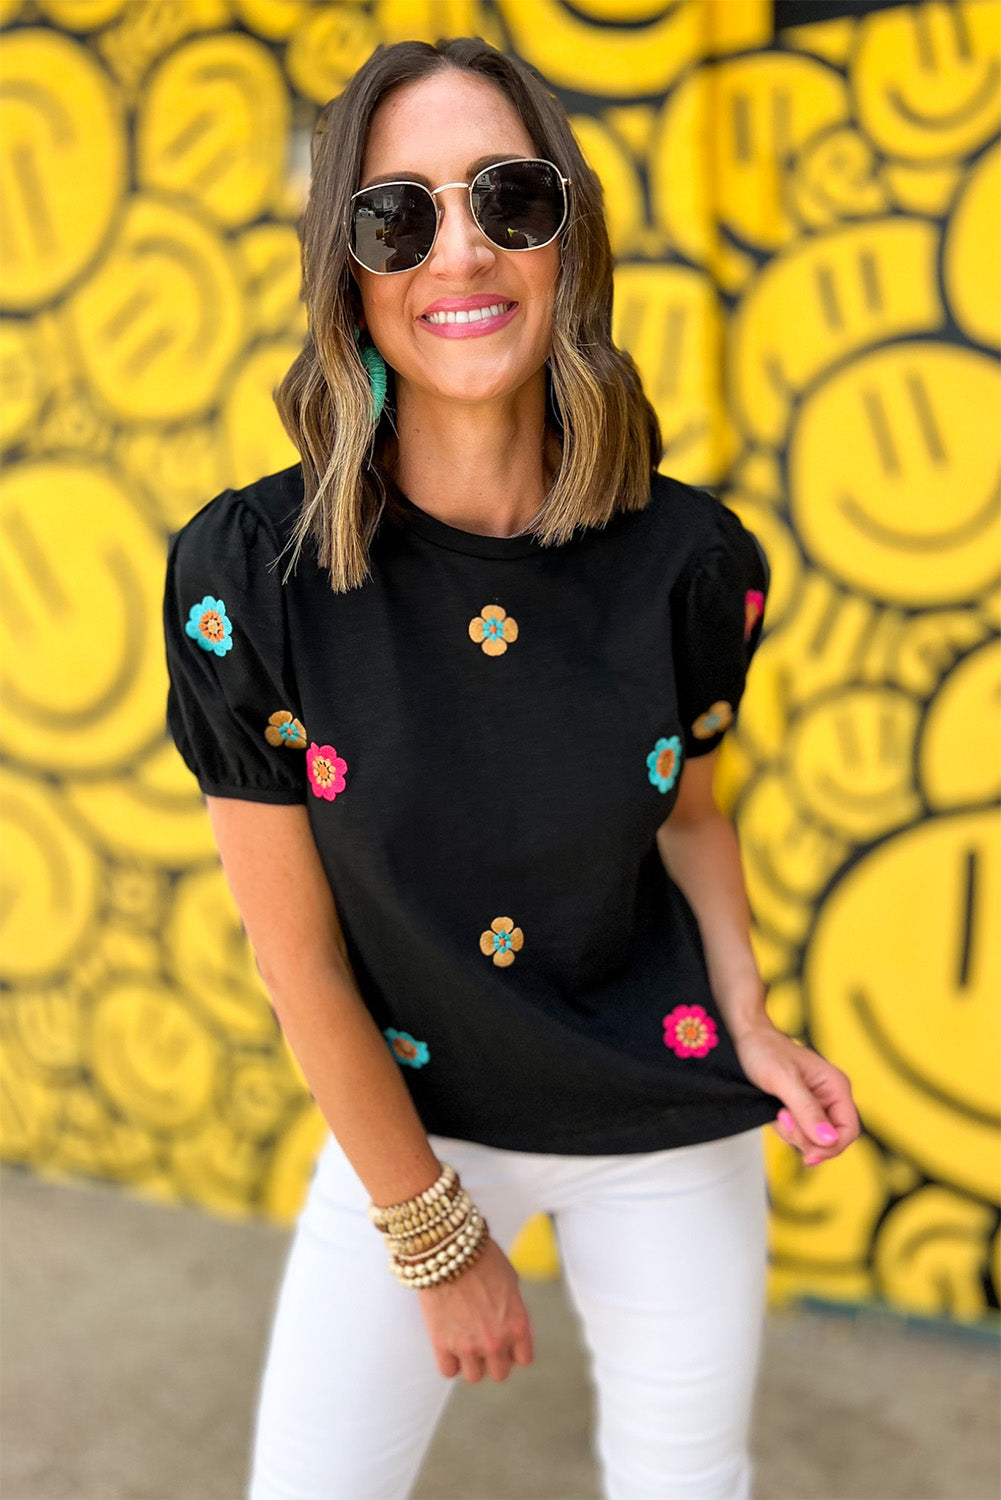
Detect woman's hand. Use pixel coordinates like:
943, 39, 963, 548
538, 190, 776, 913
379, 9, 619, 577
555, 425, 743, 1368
418, 1235, 534, 1383
733, 1019, 861, 1165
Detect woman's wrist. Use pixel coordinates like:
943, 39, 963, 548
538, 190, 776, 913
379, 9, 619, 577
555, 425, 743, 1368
714, 980, 772, 1044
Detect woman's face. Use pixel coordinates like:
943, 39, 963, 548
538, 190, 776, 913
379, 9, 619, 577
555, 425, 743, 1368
352, 70, 561, 411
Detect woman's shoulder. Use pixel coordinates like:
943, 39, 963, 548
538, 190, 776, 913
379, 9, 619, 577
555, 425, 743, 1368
646, 471, 739, 543
170, 463, 304, 559
645, 471, 764, 578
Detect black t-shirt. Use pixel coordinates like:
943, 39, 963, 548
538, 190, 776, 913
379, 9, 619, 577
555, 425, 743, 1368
163, 463, 781, 1153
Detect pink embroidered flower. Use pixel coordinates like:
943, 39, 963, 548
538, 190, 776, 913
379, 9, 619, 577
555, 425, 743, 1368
663, 1004, 719, 1058
306, 742, 347, 801
744, 589, 765, 641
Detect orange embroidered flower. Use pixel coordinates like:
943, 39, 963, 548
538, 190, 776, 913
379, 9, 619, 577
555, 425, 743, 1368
264, 711, 307, 749
468, 605, 519, 656
692, 701, 733, 739
479, 917, 524, 967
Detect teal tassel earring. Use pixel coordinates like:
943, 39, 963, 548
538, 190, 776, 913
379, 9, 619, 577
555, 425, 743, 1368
353, 323, 387, 423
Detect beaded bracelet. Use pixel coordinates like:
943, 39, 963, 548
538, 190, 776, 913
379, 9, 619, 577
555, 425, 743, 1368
392, 1204, 483, 1265
390, 1190, 474, 1256
368, 1162, 458, 1231
368, 1162, 489, 1290
389, 1212, 489, 1289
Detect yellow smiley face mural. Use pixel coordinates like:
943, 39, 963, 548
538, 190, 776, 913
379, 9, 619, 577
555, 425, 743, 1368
789, 343, 1001, 605
853, 1, 1001, 164
807, 809, 999, 1203
0, 0, 997, 1320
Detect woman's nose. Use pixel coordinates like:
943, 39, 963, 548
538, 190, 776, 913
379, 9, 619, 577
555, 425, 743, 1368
427, 186, 495, 277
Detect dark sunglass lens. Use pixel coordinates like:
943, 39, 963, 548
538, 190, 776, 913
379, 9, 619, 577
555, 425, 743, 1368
350, 183, 437, 273
472, 161, 564, 250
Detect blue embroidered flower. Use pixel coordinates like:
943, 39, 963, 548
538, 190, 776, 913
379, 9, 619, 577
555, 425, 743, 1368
185, 596, 233, 656
384, 1029, 430, 1068
647, 735, 682, 793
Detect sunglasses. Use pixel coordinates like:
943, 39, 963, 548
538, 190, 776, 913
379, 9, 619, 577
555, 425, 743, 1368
347, 157, 571, 275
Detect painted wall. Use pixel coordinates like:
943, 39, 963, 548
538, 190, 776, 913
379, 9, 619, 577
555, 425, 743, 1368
1, 0, 998, 1320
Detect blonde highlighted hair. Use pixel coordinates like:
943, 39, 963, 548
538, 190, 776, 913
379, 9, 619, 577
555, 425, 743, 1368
276, 36, 661, 592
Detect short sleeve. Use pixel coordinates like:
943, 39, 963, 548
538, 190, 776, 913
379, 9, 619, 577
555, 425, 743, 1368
671, 505, 770, 758
163, 489, 308, 804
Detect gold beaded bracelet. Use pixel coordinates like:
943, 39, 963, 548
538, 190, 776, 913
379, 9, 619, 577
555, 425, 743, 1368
368, 1163, 458, 1231
388, 1190, 474, 1255
374, 1182, 465, 1239
368, 1163, 489, 1289
391, 1204, 482, 1265
390, 1212, 489, 1289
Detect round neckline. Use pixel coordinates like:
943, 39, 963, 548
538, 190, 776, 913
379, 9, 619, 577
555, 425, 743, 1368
385, 477, 550, 560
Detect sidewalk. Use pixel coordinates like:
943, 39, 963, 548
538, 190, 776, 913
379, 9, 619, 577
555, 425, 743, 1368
2, 1165, 998, 1500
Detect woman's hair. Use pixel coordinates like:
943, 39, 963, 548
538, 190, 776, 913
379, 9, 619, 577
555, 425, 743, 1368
276, 35, 662, 592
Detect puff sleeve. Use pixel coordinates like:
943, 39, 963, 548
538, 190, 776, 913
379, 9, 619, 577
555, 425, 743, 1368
671, 504, 770, 758
163, 489, 308, 804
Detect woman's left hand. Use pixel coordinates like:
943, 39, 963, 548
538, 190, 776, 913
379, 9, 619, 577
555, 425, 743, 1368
733, 1020, 861, 1165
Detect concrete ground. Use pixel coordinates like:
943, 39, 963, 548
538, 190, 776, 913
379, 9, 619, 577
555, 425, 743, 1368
2, 1166, 998, 1500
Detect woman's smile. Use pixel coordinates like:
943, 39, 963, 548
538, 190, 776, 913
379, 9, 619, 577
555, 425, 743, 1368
419, 295, 519, 338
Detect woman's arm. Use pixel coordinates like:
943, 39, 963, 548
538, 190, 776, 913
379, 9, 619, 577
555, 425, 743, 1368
204, 797, 534, 1383
655, 752, 766, 1045
206, 796, 442, 1206
655, 754, 860, 1165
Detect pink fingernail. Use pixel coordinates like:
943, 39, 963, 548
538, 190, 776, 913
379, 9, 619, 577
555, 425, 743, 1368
803, 1154, 823, 1166
814, 1123, 838, 1145
777, 1109, 794, 1131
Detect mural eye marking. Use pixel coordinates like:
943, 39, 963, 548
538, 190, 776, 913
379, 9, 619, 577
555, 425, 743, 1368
879, 706, 901, 759
814, 262, 843, 331
957, 846, 978, 991
861, 385, 900, 474
3, 504, 70, 615
950, 0, 973, 61
906, 368, 947, 465
732, 91, 751, 163
858, 248, 882, 312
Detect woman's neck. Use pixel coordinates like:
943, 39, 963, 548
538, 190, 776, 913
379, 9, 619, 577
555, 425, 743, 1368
387, 376, 559, 538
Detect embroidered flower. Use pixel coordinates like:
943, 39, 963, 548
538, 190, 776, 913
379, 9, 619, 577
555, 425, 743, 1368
306, 742, 347, 800
744, 589, 765, 641
479, 917, 524, 967
663, 1004, 719, 1058
384, 1029, 430, 1068
185, 596, 232, 656
468, 605, 519, 656
647, 734, 683, 793
265, 711, 307, 749
692, 700, 733, 739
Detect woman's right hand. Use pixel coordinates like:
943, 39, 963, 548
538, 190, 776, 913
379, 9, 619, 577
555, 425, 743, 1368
417, 1235, 534, 1383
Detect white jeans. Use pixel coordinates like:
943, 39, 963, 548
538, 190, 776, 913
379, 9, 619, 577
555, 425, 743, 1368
248, 1125, 768, 1500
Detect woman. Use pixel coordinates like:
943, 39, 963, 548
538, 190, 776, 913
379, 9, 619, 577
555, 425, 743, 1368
163, 35, 859, 1500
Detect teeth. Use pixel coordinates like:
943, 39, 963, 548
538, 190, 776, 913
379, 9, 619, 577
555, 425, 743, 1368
424, 302, 513, 325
